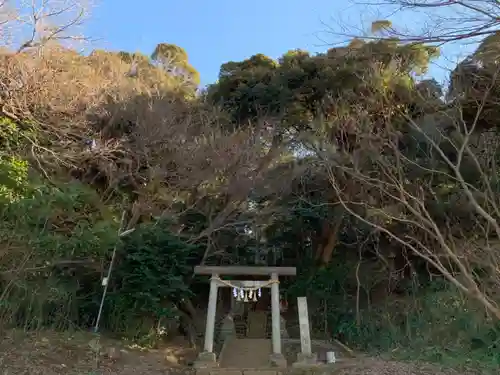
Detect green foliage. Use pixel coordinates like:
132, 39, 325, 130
0, 179, 120, 329
2, 28, 500, 373
151, 43, 200, 86
0, 178, 201, 337
344, 289, 500, 372
446, 31, 500, 131
0, 117, 28, 151
287, 256, 500, 372
1, 181, 118, 257
0, 117, 35, 202
0, 156, 29, 202
151, 44, 188, 65
207, 39, 440, 137
104, 219, 200, 336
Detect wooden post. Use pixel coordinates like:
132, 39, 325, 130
297, 297, 312, 356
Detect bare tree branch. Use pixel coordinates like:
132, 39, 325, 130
325, 0, 500, 46
310, 68, 500, 319
0, 0, 92, 53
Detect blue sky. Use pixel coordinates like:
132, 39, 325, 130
84, 0, 476, 88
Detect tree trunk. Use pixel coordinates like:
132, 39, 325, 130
315, 217, 343, 266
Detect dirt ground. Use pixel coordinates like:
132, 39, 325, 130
0, 329, 197, 375
331, 358, 480, 375
0, 330, 482, 375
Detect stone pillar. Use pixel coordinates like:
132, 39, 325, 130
293, 296, 317, 367
194, 273, 219, 368
269, 272, 287, 367
204, 273, 219, 352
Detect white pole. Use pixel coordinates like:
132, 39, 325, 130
94, 211, 129, 333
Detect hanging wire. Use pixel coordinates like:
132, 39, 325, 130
93, 210, 135, 333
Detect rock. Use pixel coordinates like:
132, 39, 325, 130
106, 346, 121, 361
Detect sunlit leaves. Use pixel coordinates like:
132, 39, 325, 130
151, 43, 200, 87
371, 20, 393, 34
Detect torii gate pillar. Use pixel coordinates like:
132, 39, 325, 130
193, 266, 296, 368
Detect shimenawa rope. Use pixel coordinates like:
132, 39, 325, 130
210, 276, 279, 302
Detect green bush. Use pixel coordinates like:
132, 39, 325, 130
103, 220, 200, 337
288, 260, 500, 372
0, 180, 120, 329
0, 153, 202, 343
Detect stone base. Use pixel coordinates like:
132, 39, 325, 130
194, 351, 218, 368
292, 353, 318, 367
268, 353, 287, 368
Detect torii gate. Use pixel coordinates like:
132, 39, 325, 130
193, 266, 296, 368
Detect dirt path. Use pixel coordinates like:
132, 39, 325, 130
0, 330, 483, 375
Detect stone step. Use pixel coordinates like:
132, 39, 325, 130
197, 369, 282, 375
219, 338, 272, 368
196, 363, 354, 375
246, 311, 268, 338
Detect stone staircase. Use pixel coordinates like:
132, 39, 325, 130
219, 337, 272, 368
218, 310, 272, 368
246, 311, 268, 338
197, 307, 355, 375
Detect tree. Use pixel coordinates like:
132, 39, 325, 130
336, 0, 500, 45
205, 38, 442, 267
446, 32, 500, 132
0, 0, 91, 53
151, 43, 200, 89
208, 40, 439, 138
310, 37, 500, 318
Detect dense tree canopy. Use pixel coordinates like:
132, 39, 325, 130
208, 41, 439, 131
